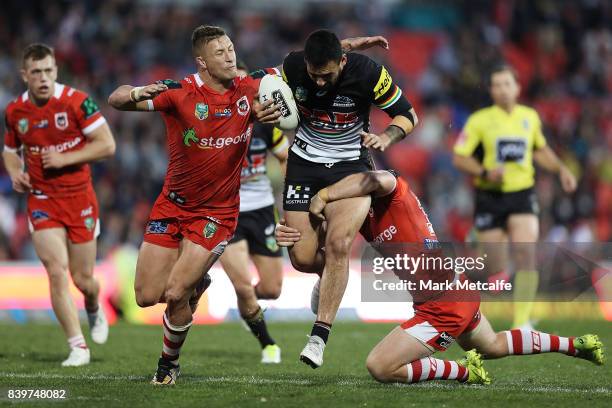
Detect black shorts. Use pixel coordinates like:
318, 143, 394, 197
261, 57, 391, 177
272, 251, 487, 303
283, 150, 372, 211
229, 205, 282, 257
474, 188, 539, 231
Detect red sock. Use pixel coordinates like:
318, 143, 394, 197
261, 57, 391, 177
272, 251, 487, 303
161, 312, 192, 364
505, 329, 576, 355
406, 357, 468, 383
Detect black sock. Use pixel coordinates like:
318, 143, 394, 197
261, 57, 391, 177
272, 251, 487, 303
311, 321, 332, 344
244, 307, 275, 348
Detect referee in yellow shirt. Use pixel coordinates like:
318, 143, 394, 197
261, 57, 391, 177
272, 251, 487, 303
453, 64, 577, 328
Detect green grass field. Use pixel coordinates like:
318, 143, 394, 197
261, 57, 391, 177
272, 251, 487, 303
0, 319, 610, 407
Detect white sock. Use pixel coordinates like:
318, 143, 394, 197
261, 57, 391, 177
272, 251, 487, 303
68, 334, 87, 349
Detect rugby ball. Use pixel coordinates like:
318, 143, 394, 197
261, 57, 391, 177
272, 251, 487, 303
259, 74, 299, 131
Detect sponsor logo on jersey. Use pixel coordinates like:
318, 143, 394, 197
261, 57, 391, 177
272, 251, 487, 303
31, 209, 49, 222
423, 238, 440, 250
28, 136, 83, 155
146, 220, 169, 234
54, 112, 68, 130
373, 67, 392, 99
496, 138, 526, 162
332, 95, 355, 108
295, 86, 307, 102
203, 221, 218, 239
236, 96, 250, 116
264, 223, 275, 235
266, 236, 279, 252
18, 118, 28, 134
84, 217, 95, 231
285, 184, 311, 205
373, 225, 397, 244
435, 331, 454, 349
195, 103, 209, 120
522, 118, 530, 130
214, 107, 232, 118
80, 97, 100, 119
33, 119, 48, 129
182, 127, 251, 149
80, 206, 93, 217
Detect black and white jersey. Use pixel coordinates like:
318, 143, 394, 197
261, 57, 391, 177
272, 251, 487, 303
282, 51, 407, 163
239, 123, 288, 212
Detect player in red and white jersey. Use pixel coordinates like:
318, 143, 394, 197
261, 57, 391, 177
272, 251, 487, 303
108, 25, 281, 385
2, 44, 116, 367
277, 170, 604, 384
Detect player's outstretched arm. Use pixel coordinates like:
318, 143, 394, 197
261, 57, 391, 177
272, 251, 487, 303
341, 36, 389, 52
309, 171, 396, 220
108, 83, 168, 111
1, 150, 31, 193
41, 122, 116, 169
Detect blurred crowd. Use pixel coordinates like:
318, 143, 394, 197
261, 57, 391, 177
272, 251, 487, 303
0, 0, 610, 260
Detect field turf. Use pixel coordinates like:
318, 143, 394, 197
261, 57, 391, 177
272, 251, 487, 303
0, 319, 610, 407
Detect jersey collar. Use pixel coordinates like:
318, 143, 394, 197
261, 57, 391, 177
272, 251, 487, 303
22, 82, 65, 102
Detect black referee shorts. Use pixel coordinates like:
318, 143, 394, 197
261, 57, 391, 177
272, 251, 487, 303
474, 187, 539, 231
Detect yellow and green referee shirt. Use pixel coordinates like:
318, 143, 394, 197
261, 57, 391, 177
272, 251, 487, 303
454, 104, 547, 193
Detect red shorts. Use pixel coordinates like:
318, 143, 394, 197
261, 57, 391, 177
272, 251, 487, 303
400, 301, 482, 351
143, 194, 235, 254
27, 186, 99, 244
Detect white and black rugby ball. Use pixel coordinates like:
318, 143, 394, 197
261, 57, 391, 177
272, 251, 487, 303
258, 74, 299, 131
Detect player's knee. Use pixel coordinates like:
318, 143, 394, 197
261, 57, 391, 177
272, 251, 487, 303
71, 273, 94, 294
366, 355, 392, 383
234, 282, 255, 301
164, 286, 189, 307
326, 235, 353, 257
44, 262, 69, 286
288, 251, 318, 273
135, 286, 160, 308
256, 281, 282, 299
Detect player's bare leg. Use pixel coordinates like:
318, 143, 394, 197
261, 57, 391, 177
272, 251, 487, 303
134, 242, 178, 307
457, 314, 604, 365
152, 239, 219, 385
507, 214, 539, 328
366, 326, 489, 384
251, 254, 283, 300
300, 196, 370, 369
32, 228, 89, 366
68, 238, 108, 344
220, 241, 280, 363
285, 211, 325, 273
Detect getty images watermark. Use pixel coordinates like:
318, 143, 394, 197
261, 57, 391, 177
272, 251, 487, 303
361, 242, 612, 303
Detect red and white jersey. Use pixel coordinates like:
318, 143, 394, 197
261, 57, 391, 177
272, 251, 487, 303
361, 175, 437, 245
147, 73, 263, 224
3, 83, 106, 196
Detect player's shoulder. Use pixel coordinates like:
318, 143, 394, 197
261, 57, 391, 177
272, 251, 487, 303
468, 106, 497, 123
515, 104, 540, 119
60, 84, 90, 104
4, 94, 24, 117
346, 52, 380, 72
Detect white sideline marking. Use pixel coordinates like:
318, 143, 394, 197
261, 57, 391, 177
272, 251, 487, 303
1, 372, 610, 394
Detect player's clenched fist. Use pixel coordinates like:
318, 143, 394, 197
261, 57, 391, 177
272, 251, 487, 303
10, 171, 31, 193
129, 83, 168, 102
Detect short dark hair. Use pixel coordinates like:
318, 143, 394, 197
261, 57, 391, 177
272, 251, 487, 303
22, 43, 54, 66
488, 64, 518, 86
304, 29, 342, 68
191, 25, 226, 56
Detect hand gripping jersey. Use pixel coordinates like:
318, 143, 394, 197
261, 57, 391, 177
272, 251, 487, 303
146, 73, 262, 224
239, 123, 288, 212
281, 51, 411, 163
3, 83, 107, 196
